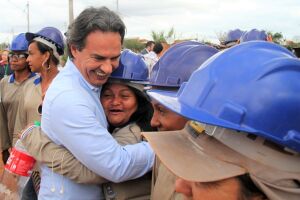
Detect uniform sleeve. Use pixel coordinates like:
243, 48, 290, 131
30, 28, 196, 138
45, 90, 154, 183
22, 126, 108, 184
0, 80, 10, 151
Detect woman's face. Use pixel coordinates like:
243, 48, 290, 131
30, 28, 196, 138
27, 42, 48, 73
150, 100, 188, 131
101, 83, 138, 127
9, 51, 28, 71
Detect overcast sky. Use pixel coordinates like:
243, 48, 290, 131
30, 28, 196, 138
1, 0, 300, 44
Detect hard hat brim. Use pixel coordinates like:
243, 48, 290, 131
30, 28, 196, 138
142, 127, 246, 182
147, 89, 258, 135
25, 32, 38, 42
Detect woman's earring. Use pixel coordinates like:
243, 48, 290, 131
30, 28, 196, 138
42, 60, 51, 70
47, 64, 51, 70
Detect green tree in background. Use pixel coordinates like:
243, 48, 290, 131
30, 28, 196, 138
0, 42, 9, 50
267, 31, 284, 44
123, 38, 145, 52
151, 27, 175, 43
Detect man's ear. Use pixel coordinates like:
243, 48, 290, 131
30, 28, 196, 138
70, 45, 78, 58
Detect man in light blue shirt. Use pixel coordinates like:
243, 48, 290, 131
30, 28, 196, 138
38, 7, 154, 199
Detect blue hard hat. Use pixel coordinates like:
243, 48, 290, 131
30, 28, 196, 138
10, 33, 28, 51
148, 41, 300, 152
172, 41, 204, 47
111, 49, 149, 81
25, 27, 64, 55
224, 29, 244, 44
240, 29, 268, 43
149, 41, 219, 88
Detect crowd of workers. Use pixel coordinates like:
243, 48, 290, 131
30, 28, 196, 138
0, 6, 299, 200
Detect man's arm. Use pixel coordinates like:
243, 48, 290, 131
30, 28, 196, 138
22, 126, 107, 184
43, 90, 154, 183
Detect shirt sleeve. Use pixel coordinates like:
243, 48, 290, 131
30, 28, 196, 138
22, 126, 107, 184
0, 81, 10, 151
45, 90, 154, 183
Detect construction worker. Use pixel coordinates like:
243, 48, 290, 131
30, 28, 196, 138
239, 28, 273, 43
143, 41, 300, 200
0, 33, 36, 164
21, 49, 155, 199
14, 26, 65, 142
146, 42, 219, 200
222, 29, 244, 48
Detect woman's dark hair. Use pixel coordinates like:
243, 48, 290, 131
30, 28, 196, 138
128, 86, 156, 132
102, 83, 156, 133
29, 40, 59, 66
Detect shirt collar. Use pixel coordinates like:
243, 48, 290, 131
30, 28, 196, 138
9, 72, 37, 83
34, 76, 42, 85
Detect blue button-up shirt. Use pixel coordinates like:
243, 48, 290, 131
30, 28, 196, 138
39, 59, 154, 200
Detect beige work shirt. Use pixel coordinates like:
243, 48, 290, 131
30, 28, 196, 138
151, 158, 184, 200
14, 76, 42, 146
0, 73, 36, 150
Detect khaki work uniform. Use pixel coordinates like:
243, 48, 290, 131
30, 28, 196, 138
23, 122, 151, 200
0, 73, 36, 150
14, 76, 42, 143
151, 158, 183, 200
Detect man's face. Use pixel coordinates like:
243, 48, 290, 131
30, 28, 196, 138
151, 100, 188, 131
149, 43, 155, 51
71, 30, 122, 87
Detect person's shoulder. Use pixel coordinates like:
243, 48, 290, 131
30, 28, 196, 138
0, 75, 9, 82
47, 78, 88, 106
0, 75, 11, 86
22, 76, 40, 90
